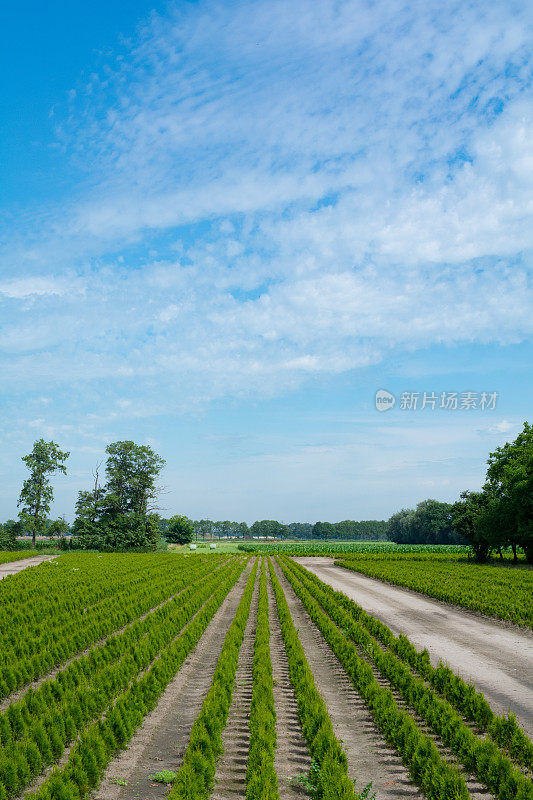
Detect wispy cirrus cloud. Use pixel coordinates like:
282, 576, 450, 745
0, 0, 531, 424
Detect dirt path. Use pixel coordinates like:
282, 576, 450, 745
272, 560, 423, 800
211, 570, 259, 800
0, 554, 57, 579
93, 560, 253, 800
266, 573, 311, 798
294, 557, 533, 737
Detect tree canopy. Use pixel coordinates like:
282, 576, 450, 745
72, 441, 165, 551
166, 515, 194, 544
452, 422, 533, 561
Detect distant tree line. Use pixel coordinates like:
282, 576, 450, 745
157, 518, 388, 542
7, 421, 531, 560
387, 500, 464, 546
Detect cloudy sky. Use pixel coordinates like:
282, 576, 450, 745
1, 0, 532, 523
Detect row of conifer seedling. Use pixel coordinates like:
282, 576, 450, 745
0, 556, 246, 800
2, 554, 532, 800
168, 557, 371, 800
0, 554, 212, 699
279, 556, 533, 800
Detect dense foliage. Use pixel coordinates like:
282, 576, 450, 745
335, 553, 533, 627
72, 441, 164, 551
452, 422, 533, 562
387, 499, 464, 545
165, 515, 194, 544
312, 520, 388, 540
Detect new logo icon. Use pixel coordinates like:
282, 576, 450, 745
375, 389, 396, 412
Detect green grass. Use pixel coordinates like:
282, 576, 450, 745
0, 550, 40, 564
167, 540, 242, 553
149, 771, 177, 784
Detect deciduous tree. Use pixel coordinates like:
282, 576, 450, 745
17, 440, 69, 546
166, 515, 194, 544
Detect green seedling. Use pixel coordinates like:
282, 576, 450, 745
109, 776, 128, 786
149, 770, 177, 784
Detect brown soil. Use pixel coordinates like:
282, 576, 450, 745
0, 554, 56, 579
294, 557, 533, 737
211, 570, 259, 799
272, 559, 424, 800
93, 560, 253, 800
266, 573, 312, 798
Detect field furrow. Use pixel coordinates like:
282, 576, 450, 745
266, 575, 311, 798
92, 559, 254, 800
270, 558, 423, 799
211, 568, 258, 799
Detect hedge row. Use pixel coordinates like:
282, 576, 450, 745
283, 558, 532, 800
168, 558, 259, 799
290, 557, 533, 771
268, 558, 363, 800
246, 559, 278, 799
276, 557, 471, 800
0, 558, 245, 800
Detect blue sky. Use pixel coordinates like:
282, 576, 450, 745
1, 0, 532, 523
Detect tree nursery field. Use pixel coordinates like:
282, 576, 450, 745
0, 553, 531, 800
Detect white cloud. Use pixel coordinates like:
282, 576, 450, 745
0, 0, 531, 418
0, 276, 75, 299
478, 419, 518, 435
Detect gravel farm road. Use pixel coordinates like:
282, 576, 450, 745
293, 556, 533, 737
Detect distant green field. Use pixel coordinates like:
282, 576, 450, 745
167, 540, 241, 554
237, 540, 468, 555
